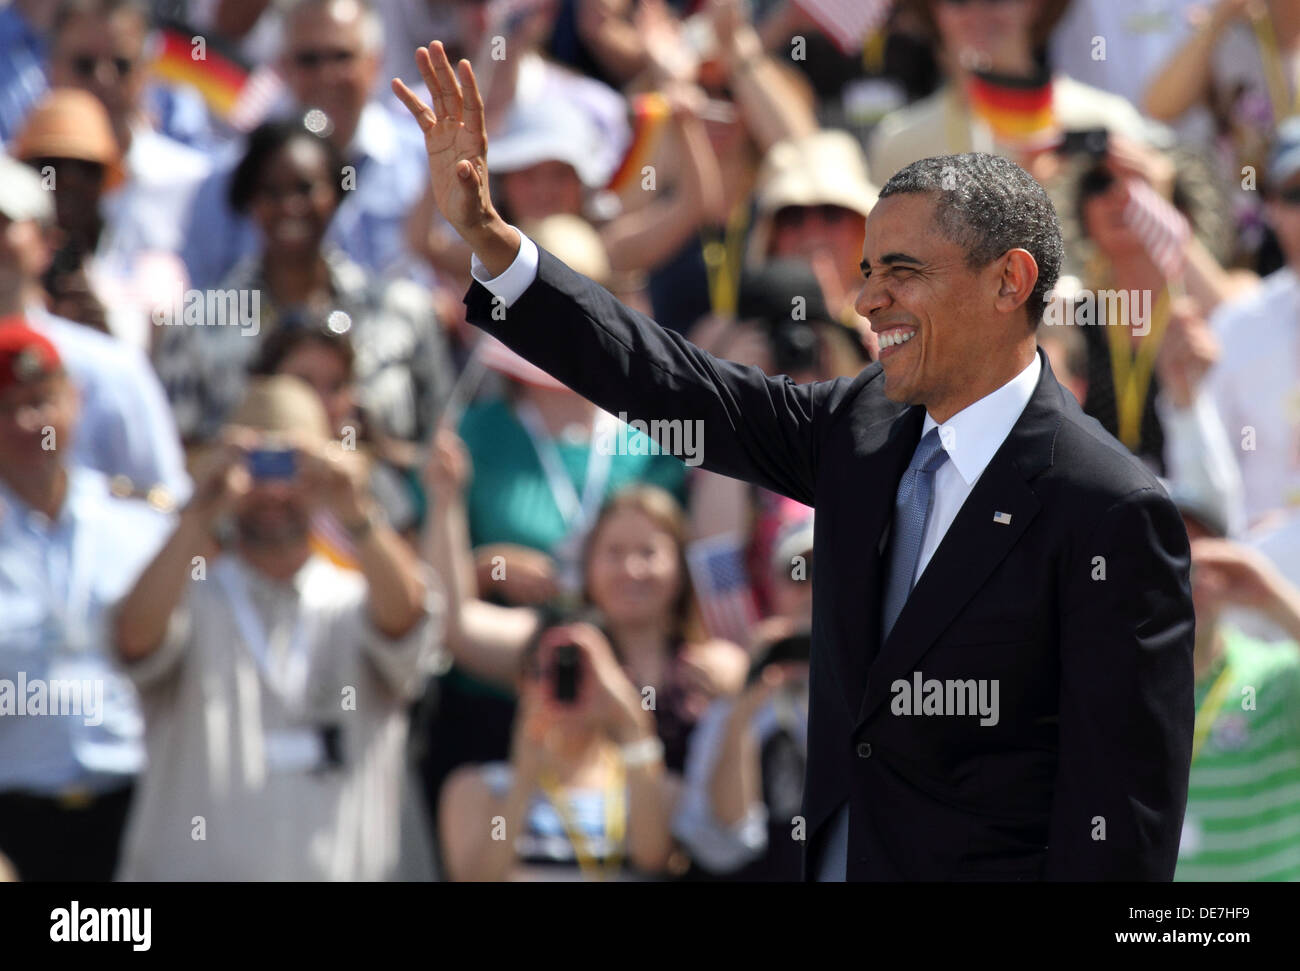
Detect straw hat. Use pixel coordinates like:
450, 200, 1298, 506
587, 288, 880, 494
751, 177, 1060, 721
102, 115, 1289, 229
12, 88, 127, 191
520, 213, 613, 287
230, 375, 331, 445
748, 129, 879, 265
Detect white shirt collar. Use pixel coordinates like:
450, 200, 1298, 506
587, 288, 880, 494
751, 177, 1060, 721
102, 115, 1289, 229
921, 353, 1041, 486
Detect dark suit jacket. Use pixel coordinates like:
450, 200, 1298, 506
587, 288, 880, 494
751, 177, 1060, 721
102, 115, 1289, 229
464, 247, 1196, 881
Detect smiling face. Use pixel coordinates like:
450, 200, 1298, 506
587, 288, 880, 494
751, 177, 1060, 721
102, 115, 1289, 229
281, 0, 379, 149
855, 192, 1039, 420
585, 508, 683, 628
249, 137, 340, 256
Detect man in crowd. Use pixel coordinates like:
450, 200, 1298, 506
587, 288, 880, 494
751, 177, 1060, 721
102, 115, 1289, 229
113, 375, 438, 880
0, 319, 172, 880
0, 152, 189, 502
46, 0, 211, 263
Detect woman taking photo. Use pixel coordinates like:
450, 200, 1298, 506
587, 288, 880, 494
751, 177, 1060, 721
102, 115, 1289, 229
438, 618, 678, 881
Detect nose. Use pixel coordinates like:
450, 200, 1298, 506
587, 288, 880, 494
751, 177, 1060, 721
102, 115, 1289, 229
855, 273, 891, 321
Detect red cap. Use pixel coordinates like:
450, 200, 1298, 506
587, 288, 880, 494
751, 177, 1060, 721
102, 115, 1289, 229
0, 316, 62, 396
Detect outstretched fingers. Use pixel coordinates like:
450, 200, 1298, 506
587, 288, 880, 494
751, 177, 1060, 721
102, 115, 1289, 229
391, 76, 435, 129
427, 40, 464, 122
458, 59, 485, 142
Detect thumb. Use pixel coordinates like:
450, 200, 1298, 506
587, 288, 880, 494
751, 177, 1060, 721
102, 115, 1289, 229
457, 159, 478, 184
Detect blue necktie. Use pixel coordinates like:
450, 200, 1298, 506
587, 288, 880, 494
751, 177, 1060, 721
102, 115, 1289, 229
881, 426, 950, 642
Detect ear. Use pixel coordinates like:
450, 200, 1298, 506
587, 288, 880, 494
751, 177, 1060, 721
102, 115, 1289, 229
993, 248, 1039, 322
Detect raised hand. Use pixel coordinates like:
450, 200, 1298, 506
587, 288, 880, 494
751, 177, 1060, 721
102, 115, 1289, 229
392, 42, 519, 271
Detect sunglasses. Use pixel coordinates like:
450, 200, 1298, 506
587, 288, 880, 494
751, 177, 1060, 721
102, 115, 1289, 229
290, 48, 359, 70
69, 53, 134, 80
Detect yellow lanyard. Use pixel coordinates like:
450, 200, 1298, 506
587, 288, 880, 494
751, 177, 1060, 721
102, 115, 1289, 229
1252, 13, 1300, 122
702, 203, 750, 319
862, 27, 887, 75
1105, 287, 1171, 452
1191, 659, 1234, 766
538, 750, 627, 880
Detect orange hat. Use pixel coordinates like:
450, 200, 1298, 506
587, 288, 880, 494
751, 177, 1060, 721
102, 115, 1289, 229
12, 88, 126, 191
0, 316, 62, 396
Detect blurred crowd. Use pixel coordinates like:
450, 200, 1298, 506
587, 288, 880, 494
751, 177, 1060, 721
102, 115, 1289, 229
0, 0, 1299, 882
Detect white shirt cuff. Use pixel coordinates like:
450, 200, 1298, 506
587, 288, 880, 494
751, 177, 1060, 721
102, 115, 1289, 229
469, 229, 539, 310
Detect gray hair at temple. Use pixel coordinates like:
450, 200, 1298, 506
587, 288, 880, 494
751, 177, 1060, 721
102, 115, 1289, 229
878, 153, 1063, 326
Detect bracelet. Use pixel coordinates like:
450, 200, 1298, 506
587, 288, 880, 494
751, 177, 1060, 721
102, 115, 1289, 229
620, 735, 665, 768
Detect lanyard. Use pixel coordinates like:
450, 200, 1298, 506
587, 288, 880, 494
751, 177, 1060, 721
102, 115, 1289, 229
1191, 658, 1234, 766
212, 557, 313, 716
515, 402, 615, 534
1105, 286, 1171, 452
538, 749, 627, 880
701, 202, 750, 319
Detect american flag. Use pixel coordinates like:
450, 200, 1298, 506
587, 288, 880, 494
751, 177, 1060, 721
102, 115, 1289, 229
793, 0, 893, 56
227, 65, 285, 133
686, 533, 758, 646
1123, 178, 1191, 281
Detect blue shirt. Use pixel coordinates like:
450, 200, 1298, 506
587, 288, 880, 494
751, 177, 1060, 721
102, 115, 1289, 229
0, 468, 173, 794
29, 307, 192, 504
179, 101, 429, 289
0, 5, 47, 147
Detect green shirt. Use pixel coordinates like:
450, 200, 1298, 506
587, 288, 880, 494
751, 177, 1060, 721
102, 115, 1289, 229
1175, 626, 1300, 881
458, 398, 687, 554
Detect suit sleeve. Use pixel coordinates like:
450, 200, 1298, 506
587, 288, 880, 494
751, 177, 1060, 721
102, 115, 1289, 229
1048, 486, 1195, 880
464, 246, 845, 506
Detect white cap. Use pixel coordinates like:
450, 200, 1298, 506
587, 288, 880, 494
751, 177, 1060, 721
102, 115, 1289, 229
489, 98, 608, 189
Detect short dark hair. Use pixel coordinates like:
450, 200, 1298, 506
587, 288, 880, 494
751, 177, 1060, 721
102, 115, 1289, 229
878, 153, 1063, 326
228, 116, 348, 213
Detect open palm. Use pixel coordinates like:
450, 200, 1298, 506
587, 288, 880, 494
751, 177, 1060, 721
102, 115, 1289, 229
392, 42, 495, 238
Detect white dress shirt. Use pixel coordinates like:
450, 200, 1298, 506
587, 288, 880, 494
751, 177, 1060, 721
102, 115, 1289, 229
915, 354, 1041, 578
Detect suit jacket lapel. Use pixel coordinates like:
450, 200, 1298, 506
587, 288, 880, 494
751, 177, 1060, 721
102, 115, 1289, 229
855, 350, 1065, 726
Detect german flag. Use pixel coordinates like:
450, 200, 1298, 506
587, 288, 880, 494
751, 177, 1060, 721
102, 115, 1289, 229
148, 21, 280, 128
605, 92, 672, 195
966, 68, 1058, 149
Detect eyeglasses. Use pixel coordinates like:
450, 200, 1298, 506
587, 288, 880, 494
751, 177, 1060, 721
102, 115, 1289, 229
290, 48, 359, 70
68, 53, 134, 80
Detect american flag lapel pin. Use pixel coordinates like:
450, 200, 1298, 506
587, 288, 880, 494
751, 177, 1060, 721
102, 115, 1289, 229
992, 511, 1012, 525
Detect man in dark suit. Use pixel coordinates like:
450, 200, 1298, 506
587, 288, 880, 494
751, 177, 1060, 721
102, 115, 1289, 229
393, 42, 1195, 881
